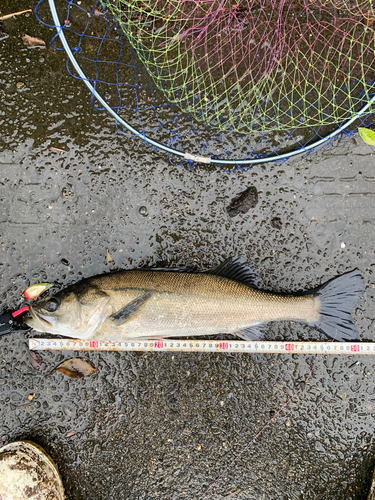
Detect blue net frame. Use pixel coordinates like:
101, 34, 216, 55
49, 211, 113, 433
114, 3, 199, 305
35, 0, 375, 172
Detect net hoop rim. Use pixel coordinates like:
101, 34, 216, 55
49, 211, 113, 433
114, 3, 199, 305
47, 0, 375, 166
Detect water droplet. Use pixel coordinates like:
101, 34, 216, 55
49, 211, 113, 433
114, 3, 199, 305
139, 206, 148, 216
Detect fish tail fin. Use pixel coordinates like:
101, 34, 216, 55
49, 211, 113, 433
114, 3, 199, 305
310, 270, 364, 342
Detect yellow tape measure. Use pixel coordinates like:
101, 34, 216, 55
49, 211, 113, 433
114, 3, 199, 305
29, 338, 374, 355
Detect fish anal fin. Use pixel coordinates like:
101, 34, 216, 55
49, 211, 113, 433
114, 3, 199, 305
209, 256, 258, 288
234, 323, 268, 341
110, 292, 152, 326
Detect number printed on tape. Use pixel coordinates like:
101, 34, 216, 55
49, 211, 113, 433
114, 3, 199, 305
28, 339, 375, 355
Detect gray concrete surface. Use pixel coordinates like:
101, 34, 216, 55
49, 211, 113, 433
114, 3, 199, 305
1, 2, 375, 499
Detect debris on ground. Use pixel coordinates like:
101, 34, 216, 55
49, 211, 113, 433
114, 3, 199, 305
0, 9, 31, 21
0, 27, 8, 41
271, 217, 282, 230
22, 34, 46, 48
106, 249, 114, 262
28, 349, 47, 371
226, 186, 258, 217
54, 358, 97, 378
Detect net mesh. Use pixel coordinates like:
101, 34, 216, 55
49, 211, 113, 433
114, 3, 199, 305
103, 0, 375, 134
35, 0, 375, 170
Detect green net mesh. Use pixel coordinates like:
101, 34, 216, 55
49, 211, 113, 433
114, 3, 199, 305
101, 0, 375, 134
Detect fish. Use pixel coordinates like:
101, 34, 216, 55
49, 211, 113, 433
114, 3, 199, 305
24, 257, 364, 342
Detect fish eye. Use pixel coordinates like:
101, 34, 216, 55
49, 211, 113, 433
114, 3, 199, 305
44, 298, 60, 312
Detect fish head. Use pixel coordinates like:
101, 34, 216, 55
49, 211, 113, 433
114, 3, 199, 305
26, 284, 111, 339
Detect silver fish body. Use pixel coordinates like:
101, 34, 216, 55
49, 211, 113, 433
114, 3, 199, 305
25, 257, 364, 342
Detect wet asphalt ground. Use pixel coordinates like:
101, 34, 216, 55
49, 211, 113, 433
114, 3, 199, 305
1, 2, 375, 499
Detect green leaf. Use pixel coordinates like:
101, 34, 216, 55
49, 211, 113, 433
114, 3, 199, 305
358, 127, 375, 146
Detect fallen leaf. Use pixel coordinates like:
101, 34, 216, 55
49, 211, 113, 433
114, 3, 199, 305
226, 186, 258, 217
22, 34, 46, 48
66, 431, 76, 437
28, 349, 47, 371
23, 282, 53, 300
28, 393, 35, 401
358, 127, 375, 146
106, 249, 113, 263
363, 10, 374, 27
54, 358, 97, 378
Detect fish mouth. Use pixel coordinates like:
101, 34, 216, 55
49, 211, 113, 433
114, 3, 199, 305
27, 305, 56, 332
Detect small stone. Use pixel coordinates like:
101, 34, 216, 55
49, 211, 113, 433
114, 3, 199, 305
139, 206, 148, 216
28, 394, 35, 401
197, 445, 201, 450
341, 242, 346, 249
16, 82, 25, 89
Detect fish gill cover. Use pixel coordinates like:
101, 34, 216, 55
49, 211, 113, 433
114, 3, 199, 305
36, 0, 375, 168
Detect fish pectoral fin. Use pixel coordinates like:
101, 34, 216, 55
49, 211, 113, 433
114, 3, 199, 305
209, 256, 258, 289
109, 292, 153, 326
234, 323, 268, 341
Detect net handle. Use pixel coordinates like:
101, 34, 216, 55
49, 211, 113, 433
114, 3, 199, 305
47, 0, 375, 166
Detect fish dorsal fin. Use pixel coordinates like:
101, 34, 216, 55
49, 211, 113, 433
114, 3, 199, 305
147, 267, 195, 273
110, 292, 153, 326
208, 257, 258, 289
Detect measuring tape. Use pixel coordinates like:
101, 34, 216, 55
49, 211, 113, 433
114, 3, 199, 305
29, 338, 375, 355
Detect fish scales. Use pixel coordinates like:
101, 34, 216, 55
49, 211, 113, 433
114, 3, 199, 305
25, 257, 364, 342
90, 271, 318, 327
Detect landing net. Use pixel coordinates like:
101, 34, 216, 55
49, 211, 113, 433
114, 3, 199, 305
36, 0, 375, 170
